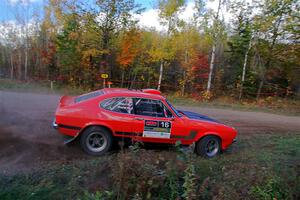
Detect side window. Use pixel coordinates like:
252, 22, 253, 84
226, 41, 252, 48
100, 97, 133, 114
133, 98, 173, 118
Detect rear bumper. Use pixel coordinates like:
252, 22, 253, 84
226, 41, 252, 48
52, 119, 79, 144
52, 120, 58, 129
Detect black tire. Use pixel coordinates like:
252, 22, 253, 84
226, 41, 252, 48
80, 126, 113, 156
196, 135, 221, 158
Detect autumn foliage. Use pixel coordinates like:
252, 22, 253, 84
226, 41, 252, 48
117, 29, 141, 69
0, 0, 299, 99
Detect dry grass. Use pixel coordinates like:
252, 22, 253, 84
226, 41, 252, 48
0, 132, 299, 200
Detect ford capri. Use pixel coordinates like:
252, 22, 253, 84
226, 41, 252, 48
53, 88, 237, 158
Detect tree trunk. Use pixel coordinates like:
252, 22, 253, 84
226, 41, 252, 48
121, 69, 125, 88
256, 80, 264, 100
34, 49, 38, 76
147, 69, 150, 88
182, 49, 188, 96
182, 70, 186, 96
1, 48, 5, 71
157, 61, 164, 91
24, 45, 28, 80
207, 45, 216, 92
239, 38, 252, 100
24, 20, 29, 80
127, 70, 131, 88
130, 71, 137, 89
10, 54, 14, 79
206, 0, 221, 93
18, 51, 22, 80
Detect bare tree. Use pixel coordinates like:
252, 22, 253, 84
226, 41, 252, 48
157, 61, 164, 91
239, 34, 253, 100
207, 0, 222, 93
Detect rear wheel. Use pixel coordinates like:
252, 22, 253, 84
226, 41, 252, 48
196, 135, 221, 158
80, 126, 113, 156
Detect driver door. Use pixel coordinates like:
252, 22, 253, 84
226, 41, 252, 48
130, 98, 188, 143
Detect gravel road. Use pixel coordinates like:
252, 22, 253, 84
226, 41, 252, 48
1, 91, 299, 174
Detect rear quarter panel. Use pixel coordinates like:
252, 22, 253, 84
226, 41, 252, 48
55, 98, 102, 136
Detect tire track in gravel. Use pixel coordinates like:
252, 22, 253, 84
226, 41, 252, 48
0, 91, 299, 174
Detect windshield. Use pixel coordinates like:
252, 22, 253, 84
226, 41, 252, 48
166, 100, 182, 117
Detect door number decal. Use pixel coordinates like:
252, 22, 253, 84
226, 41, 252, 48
143, 120, 171, 139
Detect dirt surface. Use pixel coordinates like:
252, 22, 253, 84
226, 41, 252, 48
0, 91, 300, 175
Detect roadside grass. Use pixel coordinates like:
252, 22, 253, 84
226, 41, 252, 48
0, 79, 86, 95
0, 79, 55, 94
0, 132, 299, 200
1, 78, 300, 115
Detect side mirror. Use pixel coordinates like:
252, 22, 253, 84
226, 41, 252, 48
170, 116, 175, 121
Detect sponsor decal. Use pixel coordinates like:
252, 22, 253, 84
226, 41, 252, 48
143, 131, 171, 139
143, 120, 172, 139
145, 120, 158, 127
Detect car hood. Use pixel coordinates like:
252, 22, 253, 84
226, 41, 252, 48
178, 110, 221, 124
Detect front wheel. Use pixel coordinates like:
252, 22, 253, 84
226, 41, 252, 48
80, 126, 113, 156
196, 135, 221, 158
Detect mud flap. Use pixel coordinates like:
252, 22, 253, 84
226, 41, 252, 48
63, 134, 80, 145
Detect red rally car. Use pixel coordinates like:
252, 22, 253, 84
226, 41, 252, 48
53, 88, 237, 158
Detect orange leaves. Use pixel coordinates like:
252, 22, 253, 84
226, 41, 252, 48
41, 42, 56, 66
117, 29, 142, 69
190, 54, 209, 91
191, 54, 209, 76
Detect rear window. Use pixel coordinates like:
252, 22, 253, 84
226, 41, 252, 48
75, 91, 104, 103
100, 97, 134, 114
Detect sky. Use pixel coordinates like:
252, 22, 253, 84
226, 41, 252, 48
0, 0, 43, 21
0, 0, 153, 22
0, 0, 232, 31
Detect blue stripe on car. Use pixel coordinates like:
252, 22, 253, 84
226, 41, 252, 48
179, 110, 221, 123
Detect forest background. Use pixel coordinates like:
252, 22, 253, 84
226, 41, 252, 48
0, 0, 299, 101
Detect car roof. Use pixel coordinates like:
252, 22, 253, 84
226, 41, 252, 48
102, 88, 165, 100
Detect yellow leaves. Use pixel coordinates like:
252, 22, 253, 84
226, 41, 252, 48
201, 91, 213, 100
159, 0, 185, 18
172, 26, 203, 71
81, 49, 108, 67
148, 34, 176, 62
68, 32, 78, 40
82, 49, 107, 58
